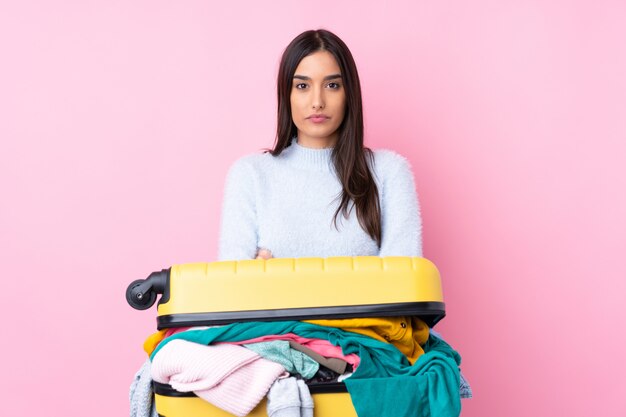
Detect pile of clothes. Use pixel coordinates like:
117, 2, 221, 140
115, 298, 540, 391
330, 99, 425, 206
130, 317, 471, 417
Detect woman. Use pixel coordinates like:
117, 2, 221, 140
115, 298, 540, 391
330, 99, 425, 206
218, 29, 422, 261
130, 30, 469, 417
217, 28, 472, 402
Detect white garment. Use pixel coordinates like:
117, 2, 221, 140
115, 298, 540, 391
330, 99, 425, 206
218, 139, 422, 260
267, 377, 314, 417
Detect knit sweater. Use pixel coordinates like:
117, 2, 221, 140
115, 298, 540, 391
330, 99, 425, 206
218, 139, 422, 261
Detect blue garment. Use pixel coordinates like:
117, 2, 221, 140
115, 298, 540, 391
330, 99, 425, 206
218, 139, 422, 260
152, 321, 462, 417
459, 372, 473, 399
129, 359, 158, 417
430, 329, 472, 399
244, 340, 319, 379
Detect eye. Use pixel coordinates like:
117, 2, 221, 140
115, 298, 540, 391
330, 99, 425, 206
294, 83, 308, 90
327, 82, 341, 89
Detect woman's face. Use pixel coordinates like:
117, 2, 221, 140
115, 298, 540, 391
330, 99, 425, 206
290, 50, 346, 149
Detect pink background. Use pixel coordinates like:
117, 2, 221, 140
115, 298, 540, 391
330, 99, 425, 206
1, 1, 625, 416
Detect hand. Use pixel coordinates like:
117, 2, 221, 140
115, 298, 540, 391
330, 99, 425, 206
255, 248, 273, 260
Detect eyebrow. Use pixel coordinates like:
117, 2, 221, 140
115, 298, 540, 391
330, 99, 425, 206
293, 74, 342, 81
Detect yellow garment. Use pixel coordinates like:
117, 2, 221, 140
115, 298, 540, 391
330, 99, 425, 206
143, 329, 168, 356
304, 316, 429, 364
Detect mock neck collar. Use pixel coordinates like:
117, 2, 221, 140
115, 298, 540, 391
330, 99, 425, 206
280, 138, 334, 172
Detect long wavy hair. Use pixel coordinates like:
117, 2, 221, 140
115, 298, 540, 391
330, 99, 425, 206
271, 29, 382, 246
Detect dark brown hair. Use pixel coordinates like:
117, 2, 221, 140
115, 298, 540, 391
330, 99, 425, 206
271, 29, 381, 246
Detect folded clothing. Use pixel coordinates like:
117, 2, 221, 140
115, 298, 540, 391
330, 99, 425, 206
220, 332, 360, 370
143, 326, 216, 356
151, 321, 462, 417
288, 340, 349, 374
129, 358, 158, 417
304, 316, 429, 365
267, 377, 314, 417
144, 326, 471, 399
151, 339, 286, 417
244, 340, 320, 379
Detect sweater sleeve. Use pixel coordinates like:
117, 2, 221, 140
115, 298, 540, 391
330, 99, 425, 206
217, 158, 259, 261
377, 152, 423, 257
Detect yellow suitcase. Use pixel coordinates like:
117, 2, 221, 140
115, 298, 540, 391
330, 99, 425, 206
127, 256, 446, 417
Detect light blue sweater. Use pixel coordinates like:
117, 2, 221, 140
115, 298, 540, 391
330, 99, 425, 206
218, 139, 422, 261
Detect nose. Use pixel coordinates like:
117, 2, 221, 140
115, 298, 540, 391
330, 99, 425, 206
311, 85, 325, 110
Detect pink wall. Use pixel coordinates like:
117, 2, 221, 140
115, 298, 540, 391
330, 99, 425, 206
1, 1, 625, 416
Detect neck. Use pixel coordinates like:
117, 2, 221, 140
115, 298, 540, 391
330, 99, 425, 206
296, 133, 338, 149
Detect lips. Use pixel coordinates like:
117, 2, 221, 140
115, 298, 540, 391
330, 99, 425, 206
307, 114, 330, 123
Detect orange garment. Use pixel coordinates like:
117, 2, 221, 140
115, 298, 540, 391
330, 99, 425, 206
144, 327, 194, 355
143, 330, 168, 356
304, 316, 429, 364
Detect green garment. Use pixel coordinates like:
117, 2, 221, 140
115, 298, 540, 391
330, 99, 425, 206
151, 321, 461, 417
345, 337, 461, 417
243, 340, 319, 379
